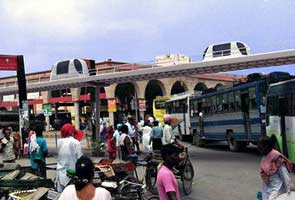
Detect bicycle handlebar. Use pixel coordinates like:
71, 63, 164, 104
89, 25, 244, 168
119, 180, 146, 189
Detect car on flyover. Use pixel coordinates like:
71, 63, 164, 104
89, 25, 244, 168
202, 41, 250, 61
50, 58, 90, 80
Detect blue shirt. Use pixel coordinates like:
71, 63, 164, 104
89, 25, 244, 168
29, 136, 48, 169
152, 126, 163, 139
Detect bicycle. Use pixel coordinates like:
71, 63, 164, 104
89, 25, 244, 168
145, 145, 195, 195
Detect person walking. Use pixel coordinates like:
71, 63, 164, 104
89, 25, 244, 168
100, 121, 107, 143
119, 124, 134, 161
0, 127, 18, 164
258, 136, 295, 200
150, 120, 163, 151
59, 156, 112, 200
113, 124, 122, 159
162, 114, 174, 145
142, 121, 152, 152
105, 126, 116, 160
29, 124, 48, 178
56, 123, 83, 192
157, 144, 182, 200
125, 115, 140, 152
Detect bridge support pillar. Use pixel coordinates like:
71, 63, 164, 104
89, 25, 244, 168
71, 88, 81, 130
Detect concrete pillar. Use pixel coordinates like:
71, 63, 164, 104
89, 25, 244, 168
109, 112, 114, 126
105, 85, 116, 126
41, 91, 51, 131
134, 81, 148, 121
74, 102, 79, 129
71, 88, 81, 130
41, 91, 50, 104
45, 116, 50, 131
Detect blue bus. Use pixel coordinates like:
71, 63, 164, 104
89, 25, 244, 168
189, 72, 291, 151
190, 81, 266, 151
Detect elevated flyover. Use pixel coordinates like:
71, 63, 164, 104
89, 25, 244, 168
0, 49, 294, 95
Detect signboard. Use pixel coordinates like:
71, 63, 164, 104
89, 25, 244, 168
138, 99, 146, 111
108, 99, 117, 112
0, 55, 18, 71
43, 104, 52, 116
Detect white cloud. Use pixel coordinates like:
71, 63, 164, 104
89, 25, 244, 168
1, 0, 88, 37
1, 0, 200, 39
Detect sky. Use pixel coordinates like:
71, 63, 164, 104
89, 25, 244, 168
0, 0, 295, 77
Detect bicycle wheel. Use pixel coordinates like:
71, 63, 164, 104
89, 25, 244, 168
182, 160, 194, 195
183, 160, 194, 180
145, 166, 158, 195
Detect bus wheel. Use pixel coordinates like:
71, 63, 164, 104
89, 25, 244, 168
226, 131, 240, 152
195, 134, 206, 147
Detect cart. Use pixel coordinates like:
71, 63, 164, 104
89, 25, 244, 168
0, 166, 55, 199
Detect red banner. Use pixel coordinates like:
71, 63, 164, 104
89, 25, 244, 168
0, 55, 18, 71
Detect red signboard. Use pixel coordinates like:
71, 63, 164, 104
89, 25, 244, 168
0, 101, 18, 107
49, 96, 73, 104
0, 55, 18, 71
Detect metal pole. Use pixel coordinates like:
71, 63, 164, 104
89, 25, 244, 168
93, 86, 100, 142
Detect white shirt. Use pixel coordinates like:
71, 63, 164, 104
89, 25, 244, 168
59, 185, 111, 200
162, 124, 174, 145
142, 126, 152, 152
262, 163, 294, 200
125, 122, 135, 138
1, 136, 15, 161
56, 137, 83, 186
113, 130, 121, 147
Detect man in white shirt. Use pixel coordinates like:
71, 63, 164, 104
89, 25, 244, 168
56, 124, 83, 192
162, 114, 174, 145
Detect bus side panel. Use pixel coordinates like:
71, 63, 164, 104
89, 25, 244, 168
285, 116, 295, 163
170, 113, 190, 136
249, 109, 263, 142
266, 116, 282, 150
202, 112, 246, 141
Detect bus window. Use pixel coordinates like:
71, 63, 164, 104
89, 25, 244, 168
249, 87, 257, 110
222, 93, 229, 112
234, 91, 241, 111
228, 91, 235, 112
217, 94, 223, 112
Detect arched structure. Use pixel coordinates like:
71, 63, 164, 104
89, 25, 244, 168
144, 80, 165, 115
215, 83, 224, 90
114, 82, 136, 123
171, 81, 188, 95
194, 82, 208, 92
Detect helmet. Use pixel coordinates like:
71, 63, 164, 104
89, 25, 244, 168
163, 114, 171, 122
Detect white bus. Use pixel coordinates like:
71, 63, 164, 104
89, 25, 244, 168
166, 92, 197, 139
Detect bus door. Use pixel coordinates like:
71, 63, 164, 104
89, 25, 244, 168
198, 101, 204, 137
241, 90, 252, 140
279, 96, 289, 158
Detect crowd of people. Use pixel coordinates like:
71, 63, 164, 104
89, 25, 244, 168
1, 113, 295, 200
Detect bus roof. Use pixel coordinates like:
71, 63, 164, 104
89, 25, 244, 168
167, 92, 195, 102
190, 81, 260, 101
154, 96, 170, 101
268, 78, 295, 96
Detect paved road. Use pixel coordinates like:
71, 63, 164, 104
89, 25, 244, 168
2, 138, 295, 200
